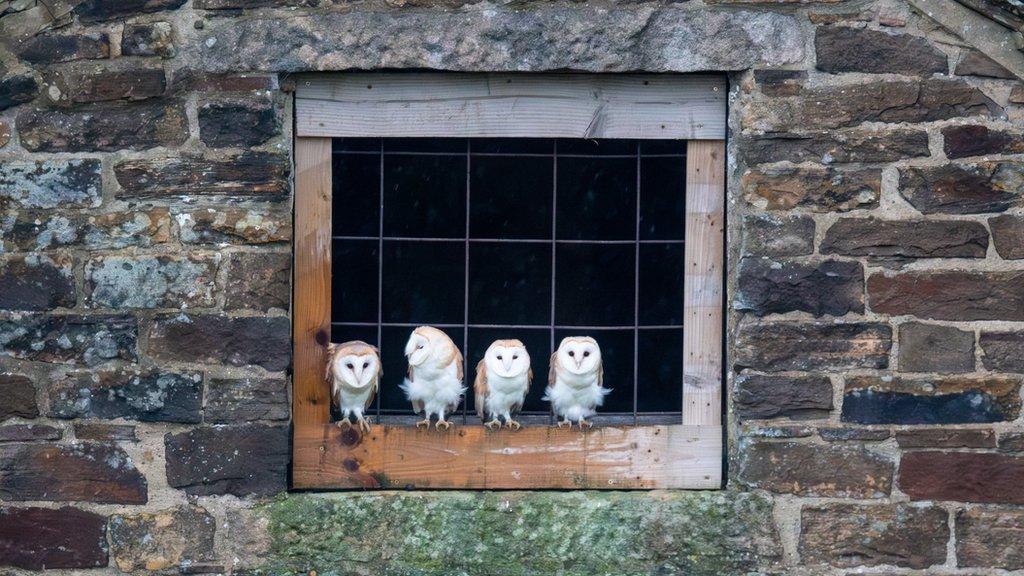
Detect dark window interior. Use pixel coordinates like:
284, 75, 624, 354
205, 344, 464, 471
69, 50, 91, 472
331, 138, 686, 424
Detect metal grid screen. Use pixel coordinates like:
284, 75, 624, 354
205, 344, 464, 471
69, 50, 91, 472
330, 137, 687, 425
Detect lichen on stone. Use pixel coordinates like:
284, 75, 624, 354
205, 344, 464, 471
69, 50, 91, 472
255, 491, 778, 576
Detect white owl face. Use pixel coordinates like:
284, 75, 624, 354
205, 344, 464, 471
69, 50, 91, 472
404, 331, 432, 366
484, 341, 530, 378
557, 337, 601, 375
332, 352, 379, 389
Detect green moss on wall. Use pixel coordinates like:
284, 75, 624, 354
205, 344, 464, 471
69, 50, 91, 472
256, 491, 778, 576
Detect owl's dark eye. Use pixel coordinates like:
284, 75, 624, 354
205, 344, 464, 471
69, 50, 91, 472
363, 362, 369, 369
513, 355, 518, 360
568, 351, 575, 357
416, 344, 423, 349
496, 355, 503, 361
583, 351, 590, 357
346, 363, 354, 369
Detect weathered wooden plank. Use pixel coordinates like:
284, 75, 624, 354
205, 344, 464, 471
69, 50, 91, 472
295, 73, 726, 140
293, 424, 722, 490
293, 137, 333, 430
683, 140, 725, 426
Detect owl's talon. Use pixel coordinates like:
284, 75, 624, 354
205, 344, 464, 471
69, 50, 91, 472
506, 419, 522, 430
435, 419, 452, 431
337, 419, 352, 429
415, 418, 431, 429
358, 418, 372, 433
484, 419, 501, 430
556, 420, 572, 429
578, 418, 593, 430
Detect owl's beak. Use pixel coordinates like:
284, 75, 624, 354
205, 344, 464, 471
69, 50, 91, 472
502, 357, 513, 372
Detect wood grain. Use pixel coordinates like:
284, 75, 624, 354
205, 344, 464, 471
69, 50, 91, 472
293, 137, 333, 429
293, 424, 722, 490
295, 73, 726, 140
683, 140, 725, 426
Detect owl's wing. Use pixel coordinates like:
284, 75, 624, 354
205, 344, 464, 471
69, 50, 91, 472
598, 360, 604, 389
510, 368, 533, 414
324, 343, 338, 385
548, 352, 559, 388
474, 359, 488, 420
455, 346, 465, 382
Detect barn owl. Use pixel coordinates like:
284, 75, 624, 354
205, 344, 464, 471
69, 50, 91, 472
474, 339, 532, 430
400, 326, 465, 430
544, 336, 610, 429
326, 340, 381, 432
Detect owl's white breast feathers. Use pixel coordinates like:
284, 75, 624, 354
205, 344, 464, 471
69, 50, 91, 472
402, 361, 464, 416
481, 371, 529, 418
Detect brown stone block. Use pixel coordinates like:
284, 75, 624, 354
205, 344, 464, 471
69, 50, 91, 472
943, 125, 1024, 159
801, 504, 948, 568
868, 271, 1024, 321
109, 505, 215, 572
738, 129, 929, 165
0, 442, 147, 503
898, 322, 975, 373
900, 451, 1024, 503
165, 424, 288, 496
0, 507, 108, 569
224, 252, 290, 311
980, 331, 1024, 371
175, 207, 292, 244
899, 162, 1022, 215
735, 321, 891, 372
957, 507, 1024, 569
17, 100, 188, 153
738, 441, 893, 497
740, 214, 814, 257
895, 429, 996, 449
0, 254, 75, 311
821, 218, 988, 259
742, 166, 880, 211
735, 258, 863, 317
15, 32, 110, 64
734, 374, 833, 421
147, 314, 289, 371
0, 374, 38, 420
815, 26, 947, 76
115, 153, 289, 199
990, 214, 1024, 260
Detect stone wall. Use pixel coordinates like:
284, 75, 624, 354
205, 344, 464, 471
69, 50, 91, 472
1, 0, 1022, 574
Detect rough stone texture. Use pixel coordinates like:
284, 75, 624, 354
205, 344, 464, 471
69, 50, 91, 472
258, 491, 780, 576
147, 314, 289, 371
122, 22, 176, 58
740, 214, 814, 257
800, 504, 948, 569
742, 166, 880, 211
818, 428, 890, 442
115, 153, 289, 199
188, 7, 805, 73
85, 255, 219, 309
898, 322, 975, 373
1000, 432, 1024, 453
737, 441, 892, 497
752, 69, 806, 96
0, 442, 147, 503
895, 429, 996, 449
899, 162, 1023, 215
900, 452, 1024, 504
735, 258, 863, 317
981, 331, 1024, 371
48, 369, 203, 423
74, 0, 187, 22
868, 271, 1024, 321
1, 208, 171, 251
1012, 84, 1024, 104
0, 373, 38, 420
955, 49, 1015, 79
957, 507, 1024, 569
17, 100, 188, 152
47, 67, 166, 105
0, 158, 102, 209
225, 252, 290, 311
165, 424, 288, 496
0, 506, 108, 570
815, 26, 947, 75
821, 218, 988, 259
73, 422, 138, 442
738, 129, 929, 165
734, 321, 891, 372
0, 119, 10, 148
199, 95, 282, 148
989, 214, 1024, 259
743, 79, 1002, 132
0, 254, 75, 311
734, 374, 833, 420
0, 314, 138, 366
205, 377, 289, 423
0, 72, 38, 110
175, 207, 291, 244
14, 32, 110, 64
842, 376, 1021, 424
109, 505, 216, 572
943, 125, 1024, 159
0, 424, 61, 443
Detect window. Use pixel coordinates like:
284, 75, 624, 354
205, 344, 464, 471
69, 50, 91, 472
293, 73, 725, 489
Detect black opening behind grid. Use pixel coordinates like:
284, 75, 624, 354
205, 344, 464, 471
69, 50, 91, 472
331, 138, 686, 424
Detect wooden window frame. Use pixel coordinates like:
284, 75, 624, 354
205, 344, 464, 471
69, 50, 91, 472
292, 73, 725, 490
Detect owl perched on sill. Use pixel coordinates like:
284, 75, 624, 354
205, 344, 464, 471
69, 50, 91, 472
401, 326, 465, 430
326, 340, 381, 432
544, 336, 610, 429
474, 339, 532, 430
